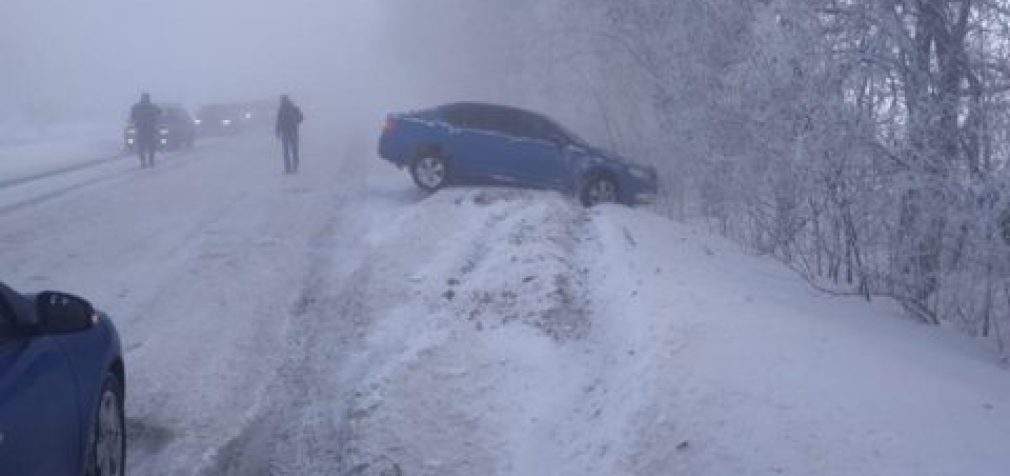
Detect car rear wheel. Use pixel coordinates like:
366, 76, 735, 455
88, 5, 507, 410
581, 174, 619, 207
87, 372, 125, 476
411, 155, 448, 192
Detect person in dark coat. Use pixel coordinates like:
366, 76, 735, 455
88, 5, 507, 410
130, 93, 162, 168
275, 95, 304, 174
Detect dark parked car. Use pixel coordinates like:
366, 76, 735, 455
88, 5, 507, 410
123, 103, 195, 151
194, 104, 243, 137
123, 124, 137, 151
378, 102, 658, 206
0, 283, 125, 476
156, 104, 197, 150
236, 100, 274, 129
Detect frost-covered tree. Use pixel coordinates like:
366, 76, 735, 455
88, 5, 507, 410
386, 0, 1010, 353
532, 0, 1010, 352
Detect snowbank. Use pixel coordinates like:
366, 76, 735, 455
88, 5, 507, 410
340, 188, 1010, 475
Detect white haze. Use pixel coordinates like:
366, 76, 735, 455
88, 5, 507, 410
5, 2, 1010, 473
0, 0, 535, 129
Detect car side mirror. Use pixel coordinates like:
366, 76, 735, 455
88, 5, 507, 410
35, 292, 97, 334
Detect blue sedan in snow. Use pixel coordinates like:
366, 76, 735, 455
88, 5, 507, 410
378, 102, 659, 206
0, 283, 125, 476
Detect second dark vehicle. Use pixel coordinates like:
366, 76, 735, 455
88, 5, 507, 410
194, 104, 243, 137
124, 103, 196, 151
156, 104, 197, 150
378, 102, 658, 207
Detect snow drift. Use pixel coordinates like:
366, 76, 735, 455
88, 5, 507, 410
337, 187, 1010, 475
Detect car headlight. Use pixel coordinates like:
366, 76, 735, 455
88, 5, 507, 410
194, 119, 202, 125
628, 165, 653, 181
244, 113, 253, 120
222, 119, 232, 126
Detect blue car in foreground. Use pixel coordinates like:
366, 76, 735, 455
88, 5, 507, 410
378, 102, 659, 206
0, 283, 125, 476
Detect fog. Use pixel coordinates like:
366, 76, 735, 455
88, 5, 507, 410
0, 0, 535, 129
6, 2, 1010, 473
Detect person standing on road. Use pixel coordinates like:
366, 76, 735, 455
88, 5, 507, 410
275, 95, 304, 174
130, 93, 162, 168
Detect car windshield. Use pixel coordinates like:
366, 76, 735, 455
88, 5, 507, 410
547, 118, 589, 148
6, 3, 1010, 475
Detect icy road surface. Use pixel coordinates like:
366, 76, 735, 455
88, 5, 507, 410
2, 130, 1010, 475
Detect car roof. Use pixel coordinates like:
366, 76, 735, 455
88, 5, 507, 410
438, 102, 534, 116
159, 105, 189, 114
439, 101, 567, 126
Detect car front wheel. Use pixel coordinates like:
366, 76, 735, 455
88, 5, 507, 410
410, 155, 448, 192
581, 174, 619, 207
87, 372, 125, 476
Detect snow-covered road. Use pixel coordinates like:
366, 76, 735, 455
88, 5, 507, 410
2, 130, 1010, 475
0, 129, 407, 474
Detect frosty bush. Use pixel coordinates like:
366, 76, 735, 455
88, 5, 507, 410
513, 0, 1010, 355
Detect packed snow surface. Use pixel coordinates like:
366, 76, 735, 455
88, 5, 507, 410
0, 121, 123, 182
1, 130, 1008, 475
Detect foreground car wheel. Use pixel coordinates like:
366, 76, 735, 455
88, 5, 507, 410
581, 174, 619, 207
87, 373, 125, 476
411, 155, 448, 192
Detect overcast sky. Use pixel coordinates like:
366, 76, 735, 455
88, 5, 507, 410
0, 0, 397, 123
0, 1, 548, 129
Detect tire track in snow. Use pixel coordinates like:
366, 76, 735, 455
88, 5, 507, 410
115, 136, 371, 474
334, 190, 604, 474
201, 216, 347, 475
0, 153, 123, 189
0, 138, 227, 216
0, 165, 137, 215
199, 152, 389, 475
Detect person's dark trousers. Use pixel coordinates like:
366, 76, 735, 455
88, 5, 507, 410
281, 132, 299, 173
137, 139, 157, 168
